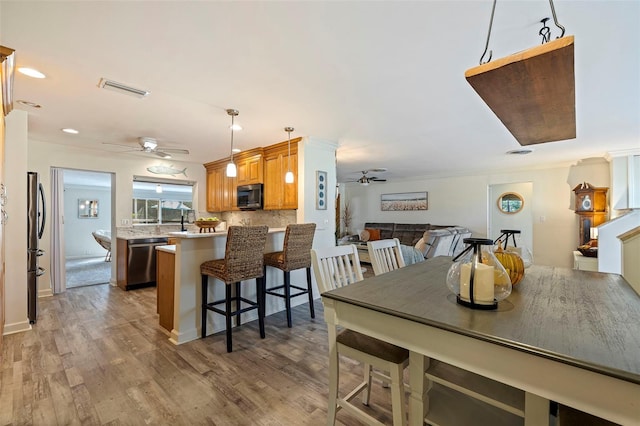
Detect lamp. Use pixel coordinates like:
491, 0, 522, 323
284, 126, 294, 184
156, 184, 163, 194
226, 109, 239, 177
446, 238, 512, 310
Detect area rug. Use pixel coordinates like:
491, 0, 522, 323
66, 257, 111, 288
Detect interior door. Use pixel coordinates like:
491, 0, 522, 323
489, 182, 534, 258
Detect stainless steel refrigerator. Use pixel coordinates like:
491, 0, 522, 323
27, 171, 46, 324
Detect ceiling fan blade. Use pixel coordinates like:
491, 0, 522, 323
160, 148, 190, 154
372, 178, 387, 182
154, 151, 173, 158
102, 142, 139, 149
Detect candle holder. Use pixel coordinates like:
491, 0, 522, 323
446, 238, 512, 310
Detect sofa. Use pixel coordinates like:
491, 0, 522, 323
358, 222, 472, 260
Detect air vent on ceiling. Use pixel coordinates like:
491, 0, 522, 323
98, 78, 150, 98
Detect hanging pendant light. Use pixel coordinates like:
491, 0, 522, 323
284, 126, 294, 184
226, 109, 239, 177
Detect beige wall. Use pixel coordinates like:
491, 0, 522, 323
344, 159, 610, 269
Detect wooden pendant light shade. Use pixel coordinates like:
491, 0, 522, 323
465, 35, 575, 146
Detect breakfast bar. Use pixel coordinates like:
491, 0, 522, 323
164, 228, 290, 345
321, 257, 640, 425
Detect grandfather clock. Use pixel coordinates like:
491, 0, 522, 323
573, 182, 608, 246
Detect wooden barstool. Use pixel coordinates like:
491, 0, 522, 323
200, 225, 269, 352
263, 223, 316, 328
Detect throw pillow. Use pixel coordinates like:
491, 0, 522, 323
365, 228, 381, 241
359, 229, 370, 242
414, 238, 427, 256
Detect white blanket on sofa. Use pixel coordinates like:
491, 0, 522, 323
400, 244, 426, 266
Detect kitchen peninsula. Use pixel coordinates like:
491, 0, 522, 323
161, 228, 294, 345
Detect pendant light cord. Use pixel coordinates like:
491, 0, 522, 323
230, 114, 235, 163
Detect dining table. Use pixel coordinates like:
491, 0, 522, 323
321, 256, 640, 425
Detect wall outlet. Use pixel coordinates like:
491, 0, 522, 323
121, 218, 130, 225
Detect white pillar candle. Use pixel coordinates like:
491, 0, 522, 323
460, 262, 495, 303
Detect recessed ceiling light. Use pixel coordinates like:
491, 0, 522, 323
18, 67, 46, 79
62, 128, 79, 134
506, 149, 533, 155
232, 148, 241, 153
17, 100, 42, 108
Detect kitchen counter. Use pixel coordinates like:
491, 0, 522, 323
156, 244, 176, 254
166, 227, 299, 345
168, 227, 286, 239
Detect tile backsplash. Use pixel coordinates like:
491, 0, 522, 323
116, 210, 297, 238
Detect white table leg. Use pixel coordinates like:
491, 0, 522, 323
525, 392, 550, 426
409, 352, 430, 426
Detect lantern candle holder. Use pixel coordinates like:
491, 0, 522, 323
446, 238, 512, 310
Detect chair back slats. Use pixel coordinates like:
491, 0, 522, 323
367, 238, 406, 276
310, 245, 364, 294
223, 225, 269, 282
282, 223, 316, 270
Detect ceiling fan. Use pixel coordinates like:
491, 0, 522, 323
103, 137, 189, 159
348, 169, 388, 186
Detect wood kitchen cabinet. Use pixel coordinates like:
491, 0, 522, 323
236, 151, 263, 185
263, 138, 299, 210
204, 160, 237, 213
156, 249, 175, 332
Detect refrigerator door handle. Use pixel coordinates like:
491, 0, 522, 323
38, 182, 46, 239
36, 266, 45, 277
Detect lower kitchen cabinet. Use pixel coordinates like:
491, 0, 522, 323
156, 249, 175, 331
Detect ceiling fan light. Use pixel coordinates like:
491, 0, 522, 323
285, 171, 294, 183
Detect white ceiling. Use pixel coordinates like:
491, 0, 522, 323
2, 1, 638, 184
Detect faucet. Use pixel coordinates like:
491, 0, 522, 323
181, 214, 186, 232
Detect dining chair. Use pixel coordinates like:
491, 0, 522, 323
200, 225, 269, 353
311, 244, 409, 426
367, 238, 406, 276
263, 223, 316, 328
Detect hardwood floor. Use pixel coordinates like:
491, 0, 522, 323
1, 284, 396, 425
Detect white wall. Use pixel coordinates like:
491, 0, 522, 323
345, 160, 610, 269
4, 110, 29, 334
64, 184, 112, 258
298, 137, 338, 249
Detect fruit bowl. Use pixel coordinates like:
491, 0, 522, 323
195, 220, 221, 233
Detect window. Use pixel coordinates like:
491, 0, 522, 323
132, 178, 194, 224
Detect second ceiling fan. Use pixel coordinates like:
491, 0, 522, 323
350, 169, 388, 186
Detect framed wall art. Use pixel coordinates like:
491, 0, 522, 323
381, 192, 428, 211
316, 170, 327, 210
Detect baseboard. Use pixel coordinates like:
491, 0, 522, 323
38, 287, 53, 297
3, 319, 32, 335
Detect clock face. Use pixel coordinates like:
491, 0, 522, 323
577, 194, 593, 212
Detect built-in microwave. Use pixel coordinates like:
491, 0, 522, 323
237, 183, 263, 210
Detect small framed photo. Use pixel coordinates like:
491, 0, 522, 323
316, 170, 327, 210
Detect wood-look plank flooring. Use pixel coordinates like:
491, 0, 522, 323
1, 284, 396, 425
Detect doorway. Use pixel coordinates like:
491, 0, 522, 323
488, 182, 534, 260
52, 168, 114, 291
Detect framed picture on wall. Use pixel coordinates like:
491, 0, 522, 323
381, 192, 428, 211
316, 171, 327, 210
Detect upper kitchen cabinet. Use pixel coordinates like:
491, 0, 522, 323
204, 160, 237, 213
236, 150, 264, 186
264, 138, 299, 210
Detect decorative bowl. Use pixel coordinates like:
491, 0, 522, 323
195, 220, 221, 233
577, 246, 598, 258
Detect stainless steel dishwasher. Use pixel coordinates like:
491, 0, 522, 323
126, 237, 168, 288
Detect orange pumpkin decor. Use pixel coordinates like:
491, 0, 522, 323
494, 245, 525, 286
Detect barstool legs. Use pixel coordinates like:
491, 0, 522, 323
306, 267, 315, 319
